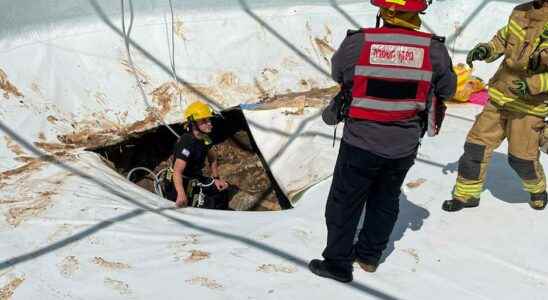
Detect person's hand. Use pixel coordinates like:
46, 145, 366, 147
509, 79, 529, 97
214, 179, 229, 191
466, 43, 491, 68
175, 193, 188, 208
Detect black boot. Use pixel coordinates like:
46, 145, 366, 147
442, 197, 480, 212
308, 259, 353, 283
529, 192, 547, 210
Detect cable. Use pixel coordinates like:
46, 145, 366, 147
120, 0, 180, 139
163, 0, 185, 110
127, 166, 166, 197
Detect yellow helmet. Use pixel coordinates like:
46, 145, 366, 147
184, 101, 213, 121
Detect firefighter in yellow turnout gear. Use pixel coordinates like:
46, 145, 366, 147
444, 0, 548, 212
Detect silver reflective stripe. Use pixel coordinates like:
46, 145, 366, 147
365, 33, 432, 47
352, 97, 425, 111
355, 66, 432, 81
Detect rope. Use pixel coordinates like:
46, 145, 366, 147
120, 0, 180, 139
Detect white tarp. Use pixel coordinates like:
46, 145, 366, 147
3, 1, 547, 299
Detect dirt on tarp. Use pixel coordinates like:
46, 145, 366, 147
256, 86, 338, 111
0, 68, 24, 99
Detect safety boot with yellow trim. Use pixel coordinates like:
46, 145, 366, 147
529, 192, 547, 210
442, 197, 480, 212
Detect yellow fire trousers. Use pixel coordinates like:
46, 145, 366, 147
453, 102, 546, 202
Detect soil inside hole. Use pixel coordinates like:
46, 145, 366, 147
88, 107, 289, 211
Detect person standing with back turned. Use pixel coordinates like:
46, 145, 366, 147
310, 0, 456, 282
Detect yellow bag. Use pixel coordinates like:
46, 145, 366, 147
452, 63, 485, 102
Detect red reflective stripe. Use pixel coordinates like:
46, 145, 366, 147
348, 107, 418, 122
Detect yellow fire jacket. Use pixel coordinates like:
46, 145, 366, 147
484, 2, 548, 117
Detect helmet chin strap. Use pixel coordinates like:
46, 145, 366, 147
187, 117, 211, 137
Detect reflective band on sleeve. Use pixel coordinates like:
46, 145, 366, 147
351, 97, 425, 111
508, 19, 525, 41
365, 33, 432, 47
488, 87, 548, 117
355, 66, 432, 81
498, 25, 509, 40
540, 73, 548, 93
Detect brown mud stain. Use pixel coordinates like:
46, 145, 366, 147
120, 60, 150, 84
184, 250, 210, 263
47, 115, 59, 124
0, 69, 23, 99
402, 248, 420, 264
169, 234, 200, 261
257, 264, 297, 274
6, 190, 57, 226
58, 256, 80, 278
104, 277, 132, 295
150, 82, 175, 116
4, 136, 25, 156
217, 72, 239, 88
13, 156, 37, 163
314, 38, 335, 55
1, 160, 45, 179
0, 277, 24, 300
406, 178, 427, 189
185, 277, 223, 290
34, 142, 77, 153
92, 257, 131, 270
257, 85, 338, 110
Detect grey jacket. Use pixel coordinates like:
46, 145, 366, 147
324, 28, 457, 158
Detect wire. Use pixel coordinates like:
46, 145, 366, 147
164, 0, 186, 110
120, 0, 180, 139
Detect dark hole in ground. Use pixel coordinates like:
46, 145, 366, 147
88, 106, 291, 211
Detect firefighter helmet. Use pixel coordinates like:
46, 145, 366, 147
371, 0, 429, 12
184, 101, 214, 121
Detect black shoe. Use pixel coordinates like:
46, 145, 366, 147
442, 198, 480, 212
308, 259, 353, 283
530, 192, 547, 210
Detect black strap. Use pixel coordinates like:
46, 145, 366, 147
432, 35, 446, 43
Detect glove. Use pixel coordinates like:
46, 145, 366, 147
509, 79, 529, 97
531, 25, 548, 71
466, 44, 491, 68
322, 98, 341, 125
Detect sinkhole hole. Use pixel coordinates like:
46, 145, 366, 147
88, 106, 291, 211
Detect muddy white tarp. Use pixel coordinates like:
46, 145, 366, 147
2, 1, 548, 299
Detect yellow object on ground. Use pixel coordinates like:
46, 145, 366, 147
452, 64, 485, 102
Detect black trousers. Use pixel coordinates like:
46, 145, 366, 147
322, 140, 415, 272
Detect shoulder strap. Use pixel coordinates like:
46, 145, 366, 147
346, 28, 364, 37
432, 34, 446, 43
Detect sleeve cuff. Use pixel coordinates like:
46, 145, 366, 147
526, 73, 548, 95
